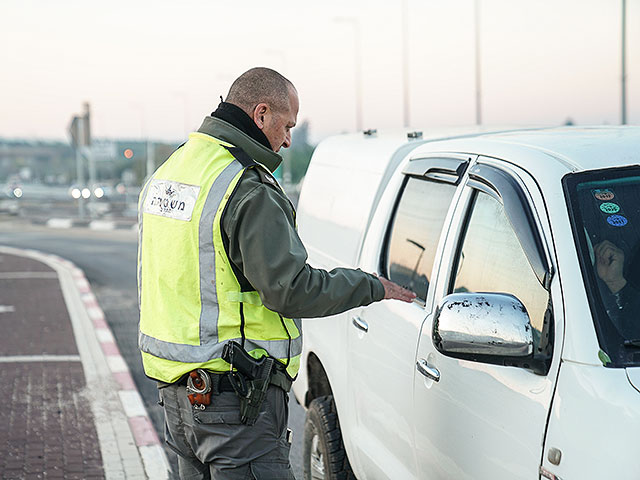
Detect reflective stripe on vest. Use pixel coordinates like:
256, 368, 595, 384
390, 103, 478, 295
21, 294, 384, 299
138, 332, 302, 364
138, 133, 301, 382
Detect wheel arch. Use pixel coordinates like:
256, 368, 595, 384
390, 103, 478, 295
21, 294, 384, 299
304, 352, 333, 407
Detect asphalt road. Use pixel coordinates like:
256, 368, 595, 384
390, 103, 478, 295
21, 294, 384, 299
0, 218, 305, 479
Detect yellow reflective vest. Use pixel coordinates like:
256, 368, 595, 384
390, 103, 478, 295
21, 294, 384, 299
137, 132, 301, 383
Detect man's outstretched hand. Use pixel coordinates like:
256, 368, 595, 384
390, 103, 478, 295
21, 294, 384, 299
377, 276, 417, 303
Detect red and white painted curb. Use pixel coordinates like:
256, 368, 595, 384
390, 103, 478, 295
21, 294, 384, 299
72, 268, 163, 449
24, 249, 169, 479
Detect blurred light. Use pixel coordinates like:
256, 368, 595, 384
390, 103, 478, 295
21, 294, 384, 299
12, 187, 22, 198
71, 188, 81, 199
94, 187, 104, 199
124, 148, 134, 159
81, 188, 91, 199
116, 183, 126, 194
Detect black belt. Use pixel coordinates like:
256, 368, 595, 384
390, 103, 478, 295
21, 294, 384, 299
175, 367, 292, 393
217, 374, 236, 392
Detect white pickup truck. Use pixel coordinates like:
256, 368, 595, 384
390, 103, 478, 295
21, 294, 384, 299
292, 127, 640, 480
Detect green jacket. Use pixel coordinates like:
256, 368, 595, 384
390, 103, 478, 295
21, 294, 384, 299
197, 115, 385, 318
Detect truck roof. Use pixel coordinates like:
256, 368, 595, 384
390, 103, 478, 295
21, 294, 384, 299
297, 126, 640, 270
419, 126, 640, 172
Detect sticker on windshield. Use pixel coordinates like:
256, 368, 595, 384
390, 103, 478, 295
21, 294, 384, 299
606, 214, 628, 227
599, 202, 621, 214
594, 189, 615, 201
143, 179, 200, 221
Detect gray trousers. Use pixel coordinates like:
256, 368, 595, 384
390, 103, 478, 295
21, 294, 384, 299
159, 382, 296, 479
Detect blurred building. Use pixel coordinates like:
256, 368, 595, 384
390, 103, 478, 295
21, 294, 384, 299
0, 139, 73, 184
0, 138, 178, 185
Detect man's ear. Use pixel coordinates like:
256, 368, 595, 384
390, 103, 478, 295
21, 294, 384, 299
253, 103, 269, 129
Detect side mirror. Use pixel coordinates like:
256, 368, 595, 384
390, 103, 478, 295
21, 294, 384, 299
433, 292, 534, 367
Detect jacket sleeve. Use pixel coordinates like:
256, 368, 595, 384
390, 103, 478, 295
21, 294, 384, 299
222, 171, 385, 318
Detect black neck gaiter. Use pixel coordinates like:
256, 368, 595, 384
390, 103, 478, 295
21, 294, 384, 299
211, 102, 272, 151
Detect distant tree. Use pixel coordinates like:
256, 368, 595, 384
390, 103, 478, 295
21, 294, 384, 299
283, 120, 315, 185
131, 142, 179, 184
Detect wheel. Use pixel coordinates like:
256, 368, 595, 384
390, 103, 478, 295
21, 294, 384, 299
302, 395, 355, 480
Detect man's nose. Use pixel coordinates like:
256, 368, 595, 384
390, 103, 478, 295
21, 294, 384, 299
282, 131, 291, 149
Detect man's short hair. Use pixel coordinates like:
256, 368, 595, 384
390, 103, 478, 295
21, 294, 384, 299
226, 67, 295, 115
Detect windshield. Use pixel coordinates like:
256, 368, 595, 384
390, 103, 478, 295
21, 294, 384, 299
564, 167, 640, 367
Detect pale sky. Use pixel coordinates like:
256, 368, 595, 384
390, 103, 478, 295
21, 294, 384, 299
1, 0, 638, 143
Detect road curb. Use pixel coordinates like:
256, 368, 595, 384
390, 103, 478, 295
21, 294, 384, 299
0, 246, 168, 480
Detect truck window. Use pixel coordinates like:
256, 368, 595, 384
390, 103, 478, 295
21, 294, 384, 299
564, 167, 640, 367
451, 191, 550, 349
385, 177, 456, 302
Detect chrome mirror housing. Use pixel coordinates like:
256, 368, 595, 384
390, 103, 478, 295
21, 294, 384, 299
433, 292, 534, 359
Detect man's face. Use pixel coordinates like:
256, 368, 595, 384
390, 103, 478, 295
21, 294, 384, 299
255, 88, 299, 153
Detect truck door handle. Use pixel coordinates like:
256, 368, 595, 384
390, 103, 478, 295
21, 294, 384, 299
416, 358, 440, 382
352, 316, 369, 333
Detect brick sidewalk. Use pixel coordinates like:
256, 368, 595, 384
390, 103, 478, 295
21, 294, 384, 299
0, 249, 167, 479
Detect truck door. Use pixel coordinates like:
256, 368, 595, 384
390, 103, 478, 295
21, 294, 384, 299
412, 160, 561, 479
346, 156, 468, 479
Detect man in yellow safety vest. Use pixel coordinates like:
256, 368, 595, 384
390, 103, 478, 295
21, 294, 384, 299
137, 67, 415, 479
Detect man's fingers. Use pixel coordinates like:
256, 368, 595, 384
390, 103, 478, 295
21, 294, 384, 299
398, 290, 417, 302
390, 288, 416, 303
379, 276, 417, 303
397, 285, 417, 302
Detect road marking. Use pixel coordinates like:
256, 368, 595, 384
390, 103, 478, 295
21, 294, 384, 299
90, 220, 116, 231
0, 305, 15, 313
0, 355, 81, 363
47, 218, 73, 229
0, 272, 58, 279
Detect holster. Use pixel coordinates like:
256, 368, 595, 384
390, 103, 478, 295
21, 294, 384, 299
222, 341, 292, 425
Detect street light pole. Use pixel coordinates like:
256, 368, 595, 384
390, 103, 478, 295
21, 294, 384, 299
83, 103, 96, 216
475, 0, 483, 126
621, 0, 627, 125
334, 17, 363, 131
68, 105, 91, 219
402, 0, 410, 128
75, 119, 86, 219
354, 20, 363, 131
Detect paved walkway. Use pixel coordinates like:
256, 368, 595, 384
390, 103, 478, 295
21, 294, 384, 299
0, 247, 168, 479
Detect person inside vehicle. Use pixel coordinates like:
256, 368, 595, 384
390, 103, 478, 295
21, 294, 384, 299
594, 240, 640, 338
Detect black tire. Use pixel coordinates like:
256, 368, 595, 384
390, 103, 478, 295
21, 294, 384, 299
302, 395, 355, 480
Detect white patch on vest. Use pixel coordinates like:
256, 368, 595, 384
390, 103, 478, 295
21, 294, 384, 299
143, 179, 200, 221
